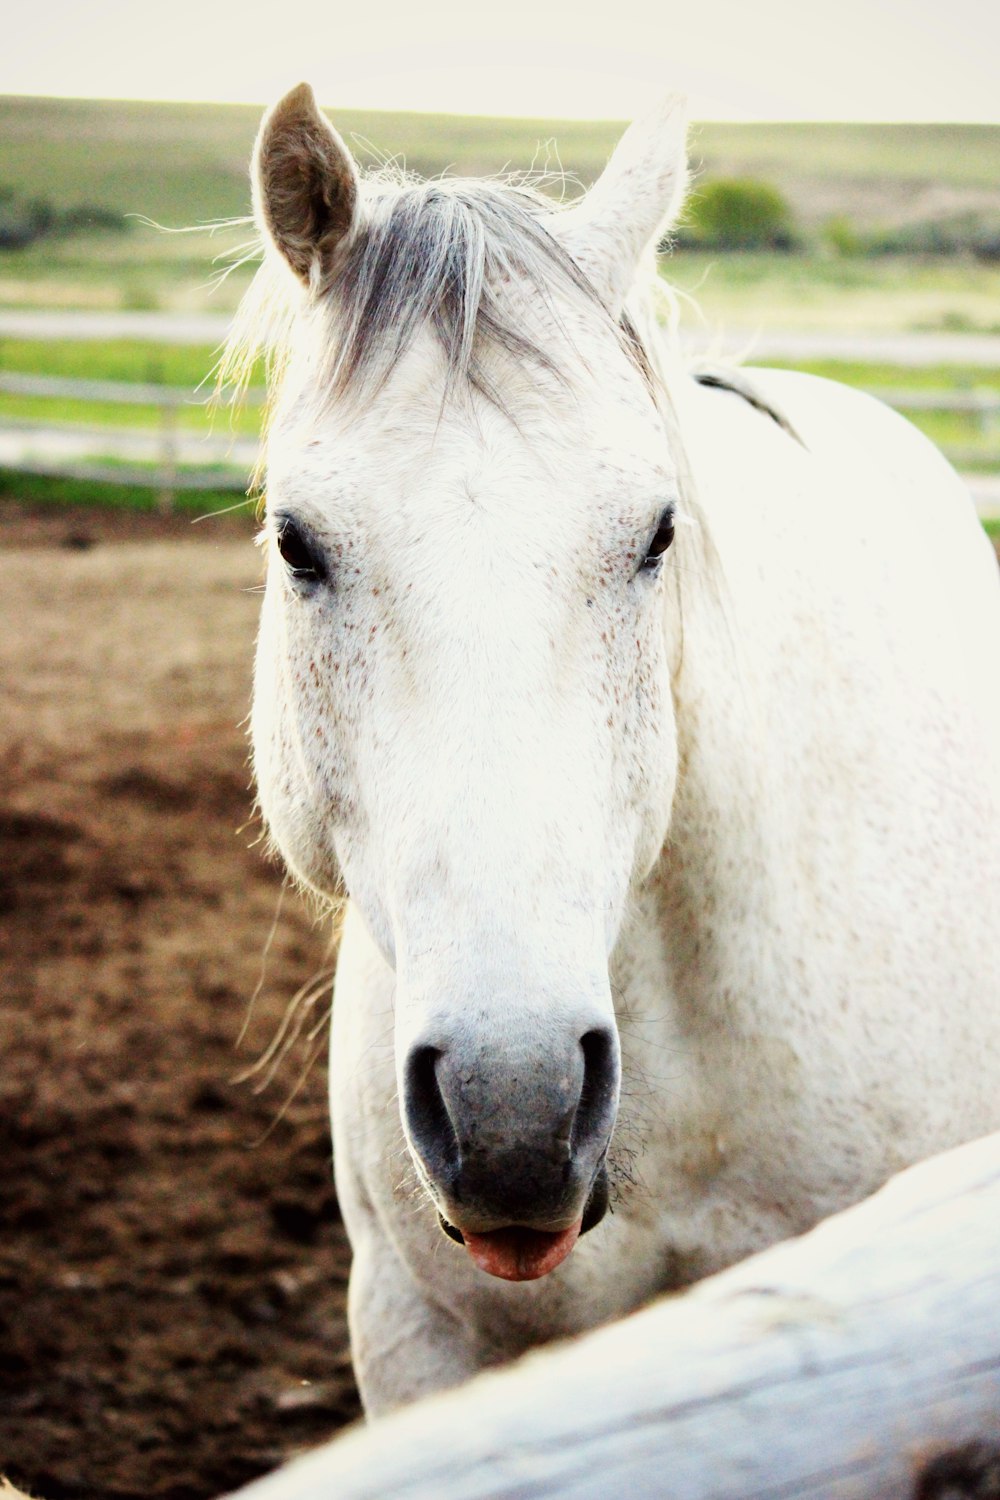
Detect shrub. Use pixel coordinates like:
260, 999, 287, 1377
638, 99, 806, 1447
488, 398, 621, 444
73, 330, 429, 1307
864, 212, 1000, 262
824, 215, 862, 257
681, 177, 799, 251
0, 191, 55, 249
0, 186, 127, 250
60, 204, 129, 234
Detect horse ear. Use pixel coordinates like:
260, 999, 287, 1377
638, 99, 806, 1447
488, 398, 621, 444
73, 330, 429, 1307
555, 96, 688, 312
252, 82, 360, 287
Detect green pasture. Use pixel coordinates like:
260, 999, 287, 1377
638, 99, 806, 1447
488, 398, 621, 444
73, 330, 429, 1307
0, 389, 258, 437
669, 253, 1000, 336
6, 242, 1000, 332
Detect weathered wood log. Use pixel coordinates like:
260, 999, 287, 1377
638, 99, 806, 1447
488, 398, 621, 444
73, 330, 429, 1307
230, 1130, 1000, 1500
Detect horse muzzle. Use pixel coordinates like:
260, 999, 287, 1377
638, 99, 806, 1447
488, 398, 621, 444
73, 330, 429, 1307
402, 1025, 620, 1280
436, 1163, 610, 1280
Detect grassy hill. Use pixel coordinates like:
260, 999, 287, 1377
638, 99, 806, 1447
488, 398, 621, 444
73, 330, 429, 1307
1, 96, 998, 328
2, 94, 999, 227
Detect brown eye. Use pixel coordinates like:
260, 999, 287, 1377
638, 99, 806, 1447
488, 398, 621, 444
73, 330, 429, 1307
639, 507, 675, 573
275, 516, 327, 584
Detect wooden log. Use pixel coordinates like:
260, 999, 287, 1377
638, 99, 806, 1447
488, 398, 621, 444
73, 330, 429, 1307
229, 1131, 1000, 1500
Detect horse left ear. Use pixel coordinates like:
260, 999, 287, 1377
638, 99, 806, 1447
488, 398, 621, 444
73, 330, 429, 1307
252, 82, 360, 288
554, 96, 689, 313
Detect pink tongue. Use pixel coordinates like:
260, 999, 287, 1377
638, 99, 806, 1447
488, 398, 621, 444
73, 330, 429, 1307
462, 1220, 582, 1281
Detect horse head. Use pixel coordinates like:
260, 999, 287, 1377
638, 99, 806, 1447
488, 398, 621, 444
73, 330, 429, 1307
246, 85, 690, 1280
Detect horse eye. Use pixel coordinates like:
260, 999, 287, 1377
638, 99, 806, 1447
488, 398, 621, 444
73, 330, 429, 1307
639, 507, 676, 573
275, 517, 326, 584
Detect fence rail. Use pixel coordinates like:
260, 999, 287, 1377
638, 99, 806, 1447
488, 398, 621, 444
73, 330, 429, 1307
1, 370, 999, 513
1, 455, 250, 492
0, 371, 262, 507
0, 372, 266, 407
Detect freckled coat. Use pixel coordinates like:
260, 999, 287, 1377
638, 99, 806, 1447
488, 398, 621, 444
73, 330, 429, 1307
238, 84, 1000, 1413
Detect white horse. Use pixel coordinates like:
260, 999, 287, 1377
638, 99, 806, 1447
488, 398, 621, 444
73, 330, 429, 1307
232, 84, 1000, 1416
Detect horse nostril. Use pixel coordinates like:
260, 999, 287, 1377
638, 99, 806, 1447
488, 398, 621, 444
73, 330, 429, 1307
404, 1045, 460, 1180
438, 1213, 465, 1244
572, 1027, 618, 1154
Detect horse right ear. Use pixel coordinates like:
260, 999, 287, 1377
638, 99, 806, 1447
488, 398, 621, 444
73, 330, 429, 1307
553, 95, 688, 314
252, 82, 360, 288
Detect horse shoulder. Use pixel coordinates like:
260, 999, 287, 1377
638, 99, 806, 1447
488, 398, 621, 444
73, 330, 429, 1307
680, 364, 999, 695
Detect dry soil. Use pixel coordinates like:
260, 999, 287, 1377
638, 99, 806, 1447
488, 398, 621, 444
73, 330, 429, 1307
0, 504, 360, 1500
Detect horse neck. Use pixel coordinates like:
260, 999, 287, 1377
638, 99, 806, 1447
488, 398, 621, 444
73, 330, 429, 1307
615, 341, 781, 1044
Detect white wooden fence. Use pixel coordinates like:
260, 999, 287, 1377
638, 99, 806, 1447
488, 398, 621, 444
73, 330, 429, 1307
0, 371, 264, 509
1, 369, 999, 513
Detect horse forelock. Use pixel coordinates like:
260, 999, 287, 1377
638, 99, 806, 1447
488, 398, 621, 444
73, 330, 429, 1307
331, 178, 614, 406
217, 170, 661, 427
215, 163, 721, 602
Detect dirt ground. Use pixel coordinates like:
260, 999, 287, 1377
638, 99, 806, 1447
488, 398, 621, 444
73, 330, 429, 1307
0, 504, 361, 1500
2, 503, 998, 1500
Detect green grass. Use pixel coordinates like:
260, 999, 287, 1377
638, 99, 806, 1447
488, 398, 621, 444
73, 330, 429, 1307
669, 253, 1000, 335
0, 342, 260, 441
0, 390, 260, 436
0, 337, 222, 384
0, 338, 262, 435
755, 359, 1000, 393
0, 466, 253, 516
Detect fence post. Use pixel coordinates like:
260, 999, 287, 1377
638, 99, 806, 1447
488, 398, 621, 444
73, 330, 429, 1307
158, 393, 178, 513
981, 389, 1000, 449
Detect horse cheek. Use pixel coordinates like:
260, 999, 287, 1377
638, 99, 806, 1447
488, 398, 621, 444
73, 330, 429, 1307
252, 592, 344, 898
608, 620, 677, 891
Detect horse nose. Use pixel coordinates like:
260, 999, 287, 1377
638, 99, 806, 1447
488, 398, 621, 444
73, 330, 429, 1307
403, 1044, 461, 1185
572, 1027, 619, 1156
401, 1024, 620, 1229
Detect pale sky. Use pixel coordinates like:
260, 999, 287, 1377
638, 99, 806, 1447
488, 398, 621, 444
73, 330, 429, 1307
4, 0, 1000, 120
